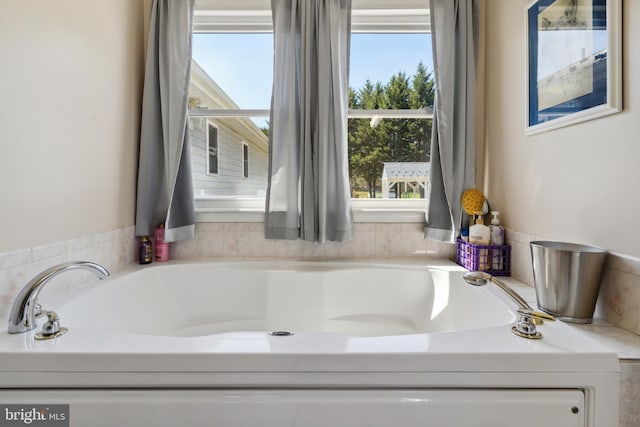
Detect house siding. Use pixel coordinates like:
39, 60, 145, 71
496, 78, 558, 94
190, 118, 268, 197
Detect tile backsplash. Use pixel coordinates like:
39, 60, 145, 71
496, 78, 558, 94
171, 222, 455, 261
506, 228, 640, 337
0, 226, 136, 321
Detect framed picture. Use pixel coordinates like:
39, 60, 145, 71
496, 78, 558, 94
526, 0, 621, 135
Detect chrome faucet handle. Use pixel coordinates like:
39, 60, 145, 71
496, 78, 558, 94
512, 309, 555, 340
513, 314, 541, 339
517, 307, 555, 323
35, 311, 68, 341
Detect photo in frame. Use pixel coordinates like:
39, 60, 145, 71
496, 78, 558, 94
526, 0, 621, 135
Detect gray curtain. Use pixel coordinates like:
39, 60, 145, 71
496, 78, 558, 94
135, 0, 195, 242
265, 0, 353, 243
425, 0, 478, 242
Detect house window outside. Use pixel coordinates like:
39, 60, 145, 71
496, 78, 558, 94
207, 121, 218, 176
191, 1, 433, 222
242, 142, 249, 179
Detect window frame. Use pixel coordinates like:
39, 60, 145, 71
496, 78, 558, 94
191, 2, 432, 223
241, 141, 249, 179
206, 120, 219, 177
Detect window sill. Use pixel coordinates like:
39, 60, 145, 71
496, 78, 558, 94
195, 198, 426, 223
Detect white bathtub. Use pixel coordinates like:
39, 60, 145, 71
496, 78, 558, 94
0, 260, 620, 427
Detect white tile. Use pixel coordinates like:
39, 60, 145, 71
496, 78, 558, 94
350, 231, 376, 258
198, 232, 224, 258
598, 268, 640, 334
426, 239, 455, 259
223, 222, 250, 233
31, 242, 66, 262
353, 223, 375, 233
299, 241, 325, 259
620, 362, 640, 427
245, 232, 275, 257
271, 239, 300, 258
223, 231, 249, 257
171, 238, 199, 259
608, 252, 640, 277
375, 231, 426, 258
0, 249, 32, 270
324, 241, 351, 259
196, 223, 224, 234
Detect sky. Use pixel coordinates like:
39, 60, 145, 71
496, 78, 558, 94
191, 33, 433, 110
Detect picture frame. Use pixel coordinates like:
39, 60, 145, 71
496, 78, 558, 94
526, 0, 621, 135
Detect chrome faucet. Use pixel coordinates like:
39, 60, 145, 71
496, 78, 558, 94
462, 271, 554, 339
8, 261, 109, 334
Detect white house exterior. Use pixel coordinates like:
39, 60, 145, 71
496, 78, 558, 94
188, 60, 269, 198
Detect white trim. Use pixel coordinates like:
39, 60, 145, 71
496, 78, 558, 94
205, 120, 219, 176
195, 197, 426, 223
194, 0, 431, 34
190, 109, 433, 119
241, 141, 249, 179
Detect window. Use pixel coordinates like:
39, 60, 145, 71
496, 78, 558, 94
242, 142, 249, 179
190, 1, 433, 222
207, 121, 218, 176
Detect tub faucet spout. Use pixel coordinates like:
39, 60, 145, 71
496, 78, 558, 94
462, 271, 554, 339
8, 261, 109, 334
462, 271, 532, 311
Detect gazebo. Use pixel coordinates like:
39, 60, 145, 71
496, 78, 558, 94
381, 162, 430, 198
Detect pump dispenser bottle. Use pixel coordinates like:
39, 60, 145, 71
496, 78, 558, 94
469, 212, 490, 270
489, 211, 505, 270
469, 212, 490, 245
489, 211, 504, 245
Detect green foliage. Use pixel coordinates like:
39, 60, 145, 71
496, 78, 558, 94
348, 62, 435, 197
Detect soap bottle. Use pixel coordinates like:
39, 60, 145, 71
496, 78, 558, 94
490, 211, 505, 270
469, 212, 490, 245
154, 224, 170, 262
138, 236, 153, 265
489, 211, 504, 245
469, 212, 490, 271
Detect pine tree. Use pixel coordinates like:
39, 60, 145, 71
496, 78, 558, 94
348, 64, 435, 198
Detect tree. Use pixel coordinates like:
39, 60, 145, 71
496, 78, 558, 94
348, 63, 435, 198
348, 81, 389, 197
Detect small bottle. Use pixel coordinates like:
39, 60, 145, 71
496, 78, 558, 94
154, 224, 170, 262
469, 212, 490, 271
469, 212, 490, 245
489, 211, 505, 245
138, 236, 153, 265
460, 228, 469, 242
490, 211, 505, 271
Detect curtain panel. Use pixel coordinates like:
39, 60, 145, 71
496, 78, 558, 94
135, 0, 196, 242
425, 0, 479, 242
265, 0, 353, 243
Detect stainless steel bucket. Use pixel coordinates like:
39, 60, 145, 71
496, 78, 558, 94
530, 241, 608, 324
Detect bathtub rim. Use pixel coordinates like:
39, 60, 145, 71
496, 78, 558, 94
0, 259, 619, 374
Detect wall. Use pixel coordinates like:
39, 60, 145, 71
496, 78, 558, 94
0, 1, 146, 253
484, 0, 640, 339
484, 0, 639, 259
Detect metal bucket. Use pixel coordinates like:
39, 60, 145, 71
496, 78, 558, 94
530, 241, 608, 324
